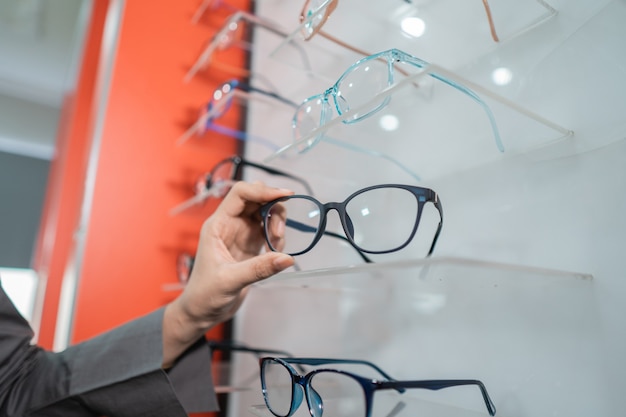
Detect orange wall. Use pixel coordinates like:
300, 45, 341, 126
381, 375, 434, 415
71, 0, 249, 339
34, 0, 110, 349
36, 0, 251, 414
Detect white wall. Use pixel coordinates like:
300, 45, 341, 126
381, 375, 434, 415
224, 0, 624, 416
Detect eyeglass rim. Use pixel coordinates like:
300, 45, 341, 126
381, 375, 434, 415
260, 357, 374, 417
260, 184, 442, 256
260, 357, 496, 417
299, 0, 338, 40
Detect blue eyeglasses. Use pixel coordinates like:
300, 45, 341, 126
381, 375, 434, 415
290, 48, 504, 156
260, 357, 496, 417
177, 79, 296, 151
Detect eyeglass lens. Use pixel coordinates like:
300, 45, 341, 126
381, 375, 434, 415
293, 54, 392, 151
300, 0, 330, 39
263, 360, 367, 417
264, 187, 420, 255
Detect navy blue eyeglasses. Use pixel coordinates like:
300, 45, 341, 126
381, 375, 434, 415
260, 357, 496, 417
260, 184, 443, 257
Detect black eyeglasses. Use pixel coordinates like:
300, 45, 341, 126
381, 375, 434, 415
260, 357, 496, 417
260, 184, 443, 258
170, 155, 314, 215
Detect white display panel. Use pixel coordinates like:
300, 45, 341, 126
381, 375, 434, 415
218, 0, 626, 416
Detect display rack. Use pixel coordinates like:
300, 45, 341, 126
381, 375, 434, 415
228, 257, 608, 417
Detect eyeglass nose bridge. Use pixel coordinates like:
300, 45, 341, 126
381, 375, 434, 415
320, 202, 356, 241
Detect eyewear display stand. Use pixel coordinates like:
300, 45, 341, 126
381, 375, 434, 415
229, 257, 608, 417
249, 392, 499, 417
260, 64, 572, 183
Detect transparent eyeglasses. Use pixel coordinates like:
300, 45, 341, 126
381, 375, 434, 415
260, 184, 443, 258
170, 155, 314, 215
260, 357, 496, 417
289, 48, 504, 158
264, 49, 574, 163
185, 11, 313, 82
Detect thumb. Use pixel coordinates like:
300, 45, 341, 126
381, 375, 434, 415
228, 252, 295, 288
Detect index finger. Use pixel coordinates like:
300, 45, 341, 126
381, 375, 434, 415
217, 181, 294, 217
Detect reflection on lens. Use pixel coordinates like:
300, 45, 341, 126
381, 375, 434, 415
293, 97, 325, 153
336, 56, 391, 122
267, 197, 322, 255
263, 360, 295, 417
345, 187, 418, 252
309, 371, 366, 417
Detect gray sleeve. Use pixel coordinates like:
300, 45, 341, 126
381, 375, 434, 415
59, 308, 219, 416
1, 283, 219, 416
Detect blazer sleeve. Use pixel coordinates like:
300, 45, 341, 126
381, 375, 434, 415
0, 283, 219, 417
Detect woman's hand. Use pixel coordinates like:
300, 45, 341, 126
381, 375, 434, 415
162, 181, 294, 367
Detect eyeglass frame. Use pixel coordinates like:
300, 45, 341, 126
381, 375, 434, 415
260, 357, 496, 417
292, 48, 504, 154
265, 51, 572, 164
260, 183, 443, 257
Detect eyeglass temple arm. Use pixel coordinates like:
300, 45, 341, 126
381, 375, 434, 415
426, 195, 444, 257
284, 219, 373, 263
204, 123, 282, 152
316, 30, 413, 80
400, 52, 505, 153
207, 340, 295, 358
278, 357, 396, 382
378, 379, 496, 416
236, 83, 300, 108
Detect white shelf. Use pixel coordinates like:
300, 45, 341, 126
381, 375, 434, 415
231, 257, 609, 417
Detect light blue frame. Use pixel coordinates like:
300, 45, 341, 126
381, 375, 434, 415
293, 48, 505, 153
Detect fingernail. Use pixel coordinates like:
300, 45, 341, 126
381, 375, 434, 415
273, 253, 294, 270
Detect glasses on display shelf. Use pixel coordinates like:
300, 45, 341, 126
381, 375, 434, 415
170, 155, 314, 215
191, 0, 239, 24
260, 184, 443, 258
177, 79, 297, 151
260, 357, 497, 417
206, 340, 301, 393
288, 48, 504, 158
266, 52, 573, 164
185, 10, 314, 82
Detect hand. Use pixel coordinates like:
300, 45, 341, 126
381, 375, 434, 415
162, 181, 295, 367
